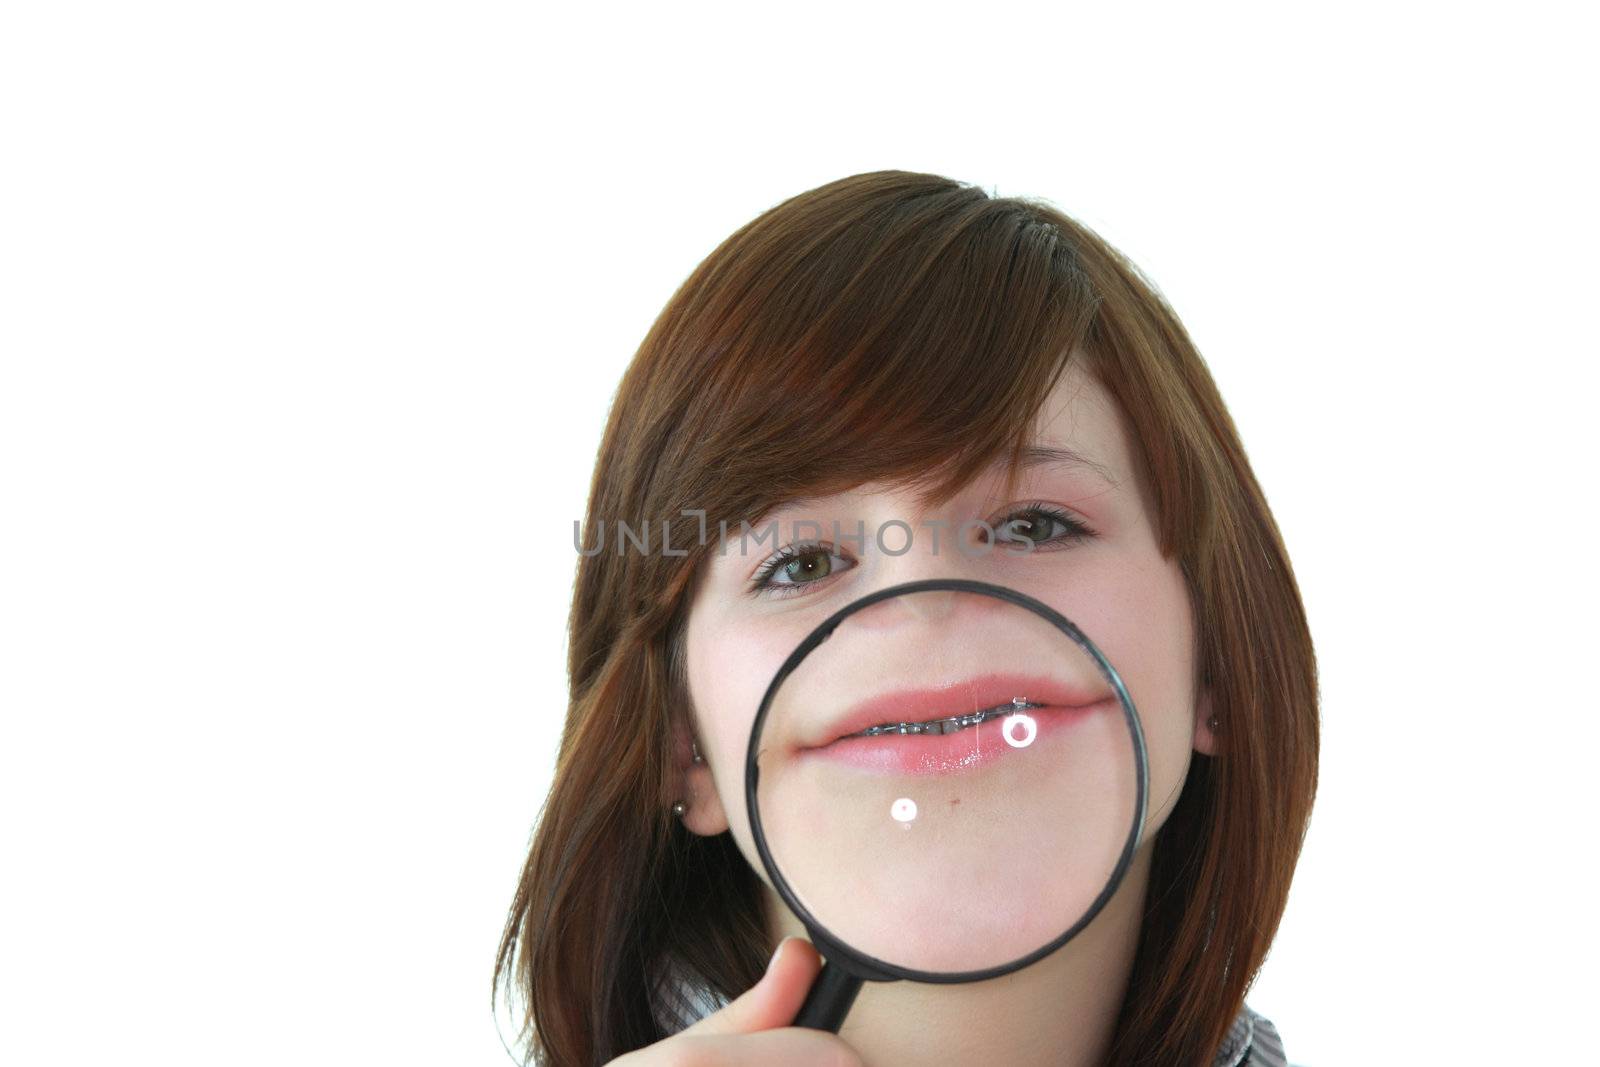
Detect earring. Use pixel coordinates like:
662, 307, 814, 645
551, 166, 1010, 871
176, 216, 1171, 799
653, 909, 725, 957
1207, 715, 1219, 731
691, 740, 704, 764
671, 800, 688, 817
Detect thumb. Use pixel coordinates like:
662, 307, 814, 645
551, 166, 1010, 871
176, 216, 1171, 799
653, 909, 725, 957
683, 936, 823, 1036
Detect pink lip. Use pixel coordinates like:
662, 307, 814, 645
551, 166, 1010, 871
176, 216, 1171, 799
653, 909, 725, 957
798, 671, 1111, 776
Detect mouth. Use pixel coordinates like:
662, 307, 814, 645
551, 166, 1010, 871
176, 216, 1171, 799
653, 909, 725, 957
796, 671, 1111, 776
807, 671, 1107, 748
843, 696, 1046, 737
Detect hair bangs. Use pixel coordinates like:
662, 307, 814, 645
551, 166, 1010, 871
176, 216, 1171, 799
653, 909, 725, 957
671, 185, 1101, 538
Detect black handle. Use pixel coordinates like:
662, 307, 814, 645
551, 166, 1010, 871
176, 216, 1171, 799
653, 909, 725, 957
792, 959, 863, 1032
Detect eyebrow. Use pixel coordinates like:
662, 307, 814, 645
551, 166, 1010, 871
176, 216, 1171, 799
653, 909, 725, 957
1005, 444, 1120, 489
748, 444, 1120, 532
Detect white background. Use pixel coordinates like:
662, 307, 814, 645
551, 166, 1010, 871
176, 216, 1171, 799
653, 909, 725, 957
2, 3, 1595, 1064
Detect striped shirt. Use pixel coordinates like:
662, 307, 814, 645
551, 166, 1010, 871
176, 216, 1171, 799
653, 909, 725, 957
1213, 1004, 1290, 1067
656, 975, 1291, 1065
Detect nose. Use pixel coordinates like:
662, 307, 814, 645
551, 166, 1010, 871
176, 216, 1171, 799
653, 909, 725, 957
840, 581, 1011, 632
903, 587, 956, 622
830, 506, 1010, 631
845, 586, 958, 627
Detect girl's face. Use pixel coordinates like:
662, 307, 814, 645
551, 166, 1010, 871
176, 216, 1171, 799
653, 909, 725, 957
678, 357, 1216, 961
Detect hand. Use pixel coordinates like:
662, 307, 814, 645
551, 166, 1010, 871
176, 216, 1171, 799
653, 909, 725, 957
607, 937, 864, 1066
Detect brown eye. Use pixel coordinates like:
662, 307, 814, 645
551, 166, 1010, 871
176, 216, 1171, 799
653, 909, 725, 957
992, 504, 1096, 550
781, 551, 832, 583
1008, 514, 1053, 544
751, 544, 854, 597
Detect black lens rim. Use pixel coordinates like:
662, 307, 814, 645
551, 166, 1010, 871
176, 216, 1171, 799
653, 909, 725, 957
744, 577, 1150, 985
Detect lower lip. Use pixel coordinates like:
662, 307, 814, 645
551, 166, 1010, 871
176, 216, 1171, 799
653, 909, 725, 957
801, 698, 1111, 776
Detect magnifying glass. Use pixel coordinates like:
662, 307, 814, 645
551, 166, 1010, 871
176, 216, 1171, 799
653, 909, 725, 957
744, 578, 1148, 1031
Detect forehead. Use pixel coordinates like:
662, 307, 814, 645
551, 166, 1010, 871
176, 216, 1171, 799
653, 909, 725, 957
1031, 359, 1133, 486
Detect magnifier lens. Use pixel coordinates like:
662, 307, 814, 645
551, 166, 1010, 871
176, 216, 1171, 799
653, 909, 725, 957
750, 585, 1141, 977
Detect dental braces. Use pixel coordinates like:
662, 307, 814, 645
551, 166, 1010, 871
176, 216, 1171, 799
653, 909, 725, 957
851, 696, 1042, 737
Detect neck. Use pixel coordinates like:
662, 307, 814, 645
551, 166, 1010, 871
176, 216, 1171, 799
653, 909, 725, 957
763, 842, 1153, 1067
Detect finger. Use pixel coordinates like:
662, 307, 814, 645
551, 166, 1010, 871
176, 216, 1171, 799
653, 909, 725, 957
667, 1027, 862, 1067
683, 936, 824, 1036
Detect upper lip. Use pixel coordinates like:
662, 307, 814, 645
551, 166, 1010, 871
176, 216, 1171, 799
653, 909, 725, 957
803, 671, 1109, 750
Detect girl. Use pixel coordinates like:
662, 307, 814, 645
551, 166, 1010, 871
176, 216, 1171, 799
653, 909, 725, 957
494, 170, 1318, 1066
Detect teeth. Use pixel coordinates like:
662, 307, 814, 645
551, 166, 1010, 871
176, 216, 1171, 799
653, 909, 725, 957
851, 696, 1042, 738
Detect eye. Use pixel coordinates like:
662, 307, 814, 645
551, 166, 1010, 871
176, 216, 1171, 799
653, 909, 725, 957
749, 544, 854, 598
989, 502, 1096, 550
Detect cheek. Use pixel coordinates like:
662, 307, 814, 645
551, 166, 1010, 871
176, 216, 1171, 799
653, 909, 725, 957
1029, 556, 1199, 834
685, 614, 797, 832
1110, 566, 1199, 832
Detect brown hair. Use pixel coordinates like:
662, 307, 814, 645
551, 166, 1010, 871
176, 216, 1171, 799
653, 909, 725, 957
492, 170, 1319, 1065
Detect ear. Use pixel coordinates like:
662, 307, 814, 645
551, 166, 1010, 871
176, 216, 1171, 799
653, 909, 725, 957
669, 715, 730, 836
1192, 682, 1218, 756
